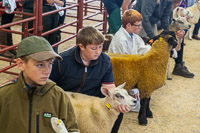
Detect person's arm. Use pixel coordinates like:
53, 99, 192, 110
60, 92, 80, 132
137, 35, 151, 54
46, 0, 64, 6
121, 0, 132, 14
101, 83, 116, 91
160, 1, 172, 31
109, 40, 129, 54
137, 0, 157, 38
101, 61, 130, 113
54, 0, 64, 6
108, 29, 130, 54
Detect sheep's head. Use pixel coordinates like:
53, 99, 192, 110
171, 17, 191, 30
101, 83, 137, 110
145, 31, 177, 48
160, 31, 178, 49
174, 7, 194, 19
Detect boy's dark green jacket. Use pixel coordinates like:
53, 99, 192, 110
0, 72, 79, 133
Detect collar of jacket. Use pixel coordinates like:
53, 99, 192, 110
17, 72, 56, 96
74, 45, 99, 67
121, 27, 136, 40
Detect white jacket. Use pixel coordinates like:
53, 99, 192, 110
108, 27, 151, 54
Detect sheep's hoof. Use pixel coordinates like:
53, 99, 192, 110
146, 110, 153, 118
167, 77, 172, 80
138, 117, 147, 126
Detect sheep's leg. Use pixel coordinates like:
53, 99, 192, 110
188, 28, 192, 40
146, 97, 153, 118
167, 60, 172, 80
138, 98, 148, 126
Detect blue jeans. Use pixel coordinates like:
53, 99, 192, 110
193, 18, 200, 35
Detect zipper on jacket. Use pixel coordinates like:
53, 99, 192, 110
77, 66, 87, 92
36, 113, 39, 133
28, 92, 34, 133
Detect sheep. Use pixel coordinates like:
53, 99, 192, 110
107, 32, 177, 125
166, 16, 191, 80
169, 16, 191, 51
65, 83, 137, 133
173, 7, 194, 19
186, 0, 200, 40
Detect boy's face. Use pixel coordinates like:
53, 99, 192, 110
17, 57, 54, 87
79, 43, 103, 61
126, 21, 142, 34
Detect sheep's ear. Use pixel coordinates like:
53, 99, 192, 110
101, 87, 112, 97
116, 82, 126, 89
172, 18, 176, 22
167, 36, 177, 48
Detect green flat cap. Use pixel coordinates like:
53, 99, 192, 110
17, 36, 62, 61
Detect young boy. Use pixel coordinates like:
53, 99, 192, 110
108, 9, 150, 113
108, 9, 151, 54
0, 36, 79, 133
49, 26, 130, 133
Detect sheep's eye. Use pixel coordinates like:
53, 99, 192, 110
178, 20, 184, 24
115, 93, 124, 99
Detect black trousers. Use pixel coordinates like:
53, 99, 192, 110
175, 38, 184, 64
1, 13, 14, 27
174, 29, 188, 64
42, 5, 59, 53
193, 18, 200, 35
0, 13, 14, 46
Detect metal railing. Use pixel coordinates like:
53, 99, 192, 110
0, 0, 107, 85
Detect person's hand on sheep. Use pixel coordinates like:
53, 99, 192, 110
101, 83, 131, 113
176, 29, 185, 39
115, 105, 131, 113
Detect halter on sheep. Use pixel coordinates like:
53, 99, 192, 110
108, 31, 177, 126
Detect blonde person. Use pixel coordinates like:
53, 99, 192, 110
0, 36, 79, 133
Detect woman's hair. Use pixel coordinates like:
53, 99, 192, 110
77, 26, 104, 47
122, 9, 143, 28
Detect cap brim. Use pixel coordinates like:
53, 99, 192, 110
29, 51, 63, 61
